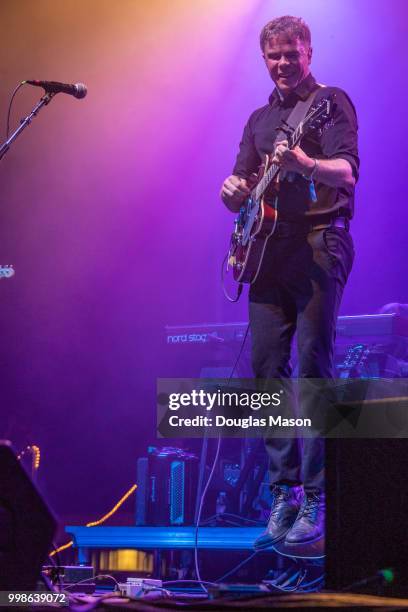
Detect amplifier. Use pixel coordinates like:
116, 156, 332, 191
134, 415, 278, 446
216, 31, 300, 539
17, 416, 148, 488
136, 447, 198, 526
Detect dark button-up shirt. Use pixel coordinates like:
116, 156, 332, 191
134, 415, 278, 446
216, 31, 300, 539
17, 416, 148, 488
232, 74, 359, 220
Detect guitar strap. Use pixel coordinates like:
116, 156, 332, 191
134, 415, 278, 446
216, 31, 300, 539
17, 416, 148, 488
274, 84, 323, 145
274, 85, 324, 190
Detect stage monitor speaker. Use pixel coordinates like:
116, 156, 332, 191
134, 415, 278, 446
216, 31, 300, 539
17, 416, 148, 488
326, 433, 408, 593
0, 441, 56, 590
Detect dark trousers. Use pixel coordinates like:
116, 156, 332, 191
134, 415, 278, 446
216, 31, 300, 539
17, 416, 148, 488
249, 223, 354, 490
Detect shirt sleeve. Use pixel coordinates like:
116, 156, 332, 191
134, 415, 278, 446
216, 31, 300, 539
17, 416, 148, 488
232, 114, 262, 179
319, 88, 359, 181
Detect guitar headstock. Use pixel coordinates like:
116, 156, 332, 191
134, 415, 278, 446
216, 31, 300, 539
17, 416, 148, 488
302, 94, 335, 134
0, 265, 15, 279
339, 343, 370, 376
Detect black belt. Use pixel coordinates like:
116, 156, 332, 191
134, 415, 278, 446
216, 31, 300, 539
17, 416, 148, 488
312, 216, 350, 231
275, 216, 350, 238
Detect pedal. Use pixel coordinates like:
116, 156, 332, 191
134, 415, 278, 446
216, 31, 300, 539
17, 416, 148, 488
118, 577, 163, 598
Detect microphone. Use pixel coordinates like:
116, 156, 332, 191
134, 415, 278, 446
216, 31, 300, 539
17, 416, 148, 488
25, 80, 87, 99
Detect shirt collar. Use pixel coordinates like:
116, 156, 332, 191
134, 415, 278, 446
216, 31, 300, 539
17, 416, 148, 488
269, 73, 317, 107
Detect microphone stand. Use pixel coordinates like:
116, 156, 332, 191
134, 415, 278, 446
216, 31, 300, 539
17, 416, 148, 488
0, 92, 55, 161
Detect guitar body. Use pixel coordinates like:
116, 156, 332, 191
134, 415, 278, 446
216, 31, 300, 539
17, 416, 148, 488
229, 155, 278, 283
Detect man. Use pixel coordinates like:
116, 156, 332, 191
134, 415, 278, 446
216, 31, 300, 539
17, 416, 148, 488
220, 16, 358, 547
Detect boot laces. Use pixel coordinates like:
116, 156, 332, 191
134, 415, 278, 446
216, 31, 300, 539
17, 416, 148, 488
300, 491, 320, 521
270, 487, 290, 519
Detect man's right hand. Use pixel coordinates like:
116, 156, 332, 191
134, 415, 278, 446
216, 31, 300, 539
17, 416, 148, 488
220, 174, 251, 212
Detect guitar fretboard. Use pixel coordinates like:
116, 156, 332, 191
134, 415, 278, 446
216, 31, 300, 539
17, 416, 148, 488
253, 123, 304, 201
252, 98, 330, 201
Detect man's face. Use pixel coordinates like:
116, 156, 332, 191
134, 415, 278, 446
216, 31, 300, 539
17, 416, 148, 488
263, 35, 312, 96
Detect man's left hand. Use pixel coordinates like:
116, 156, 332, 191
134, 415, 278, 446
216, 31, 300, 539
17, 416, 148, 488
272, 140, 314, 176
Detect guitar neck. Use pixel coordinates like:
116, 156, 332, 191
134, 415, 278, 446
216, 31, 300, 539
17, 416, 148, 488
253, 127, 303, 201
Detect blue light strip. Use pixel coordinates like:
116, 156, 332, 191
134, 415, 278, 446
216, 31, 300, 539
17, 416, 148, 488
66, 526, 264, 550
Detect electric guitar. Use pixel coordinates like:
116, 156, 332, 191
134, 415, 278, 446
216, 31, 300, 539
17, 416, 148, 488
227, 96, 334, 284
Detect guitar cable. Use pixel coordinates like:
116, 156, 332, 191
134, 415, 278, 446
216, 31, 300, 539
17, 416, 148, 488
193, 322, 250, 592
221, 253, 243, 302
193, 229, 251, 586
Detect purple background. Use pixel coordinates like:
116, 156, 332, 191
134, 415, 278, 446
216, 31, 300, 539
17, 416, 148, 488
0, 0, 406, 521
